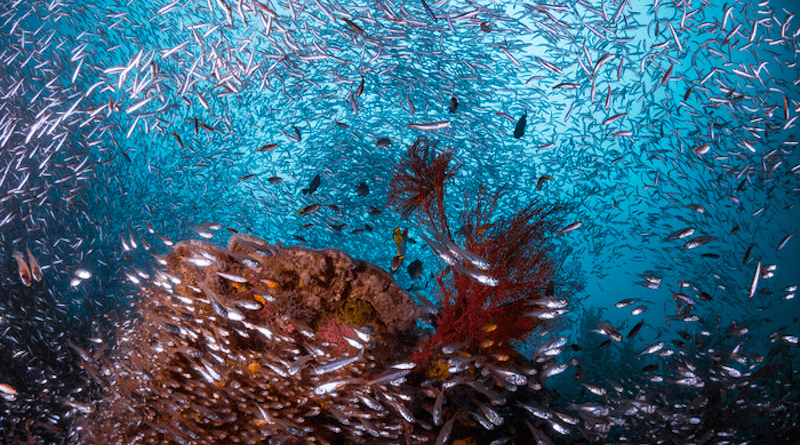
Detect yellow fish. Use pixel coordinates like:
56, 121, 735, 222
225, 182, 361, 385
393, 227, 408, 257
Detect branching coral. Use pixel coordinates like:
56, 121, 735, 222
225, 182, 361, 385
429, 189, 567, 351
388, 138, 574, 359
387, 136, 459, 234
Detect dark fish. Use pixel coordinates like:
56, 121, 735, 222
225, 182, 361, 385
627, 319, 645, 339
697, 291, 712, 301
171, 131, 183, 148
297, 204, 319, 216
684, 235, 716, 249
267, 177, 282, 184
536, 175, 552, 190
281, 125, 302, 142
449, 96, 458, 113
665, 227, 695, 241
355, 76, 364, 98
456, 224, 473, 238
701, 253, 719, 259
597, 321, 622, 341
257, 143, 278, 152
390, 255, 404, 274
514, 112, 527, 139
376, 137, 392, 148
340, 17, 365, 35
302, 174, 321, 195
421, 0, 437, 22
356, 182, 369, 197
615, 298, 640, 308
407, 259, 423, 279
641, 364, 659, 372
742, 244, 753, 264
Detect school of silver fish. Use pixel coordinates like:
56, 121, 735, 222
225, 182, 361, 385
1, 0, 799, 443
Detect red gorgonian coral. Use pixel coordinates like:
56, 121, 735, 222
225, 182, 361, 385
429, 188, 565, 352
388, 139, 571, 359
387, 136, 459, 234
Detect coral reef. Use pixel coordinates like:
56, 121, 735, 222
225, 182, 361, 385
69, 235, 425, 444
65, 230, 589, 445
166, 234, 419, 336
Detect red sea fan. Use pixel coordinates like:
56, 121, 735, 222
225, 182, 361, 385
429, 189, 566, 351
388, 136, 459, 233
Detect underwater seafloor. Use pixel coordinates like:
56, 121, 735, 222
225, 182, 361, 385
1, 0, 799, 443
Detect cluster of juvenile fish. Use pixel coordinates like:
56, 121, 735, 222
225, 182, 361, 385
567, 306, 800, 445
64, 232, 431, 444
62, 228, 605, 444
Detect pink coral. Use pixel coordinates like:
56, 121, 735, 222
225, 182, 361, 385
316, 317, 358, 357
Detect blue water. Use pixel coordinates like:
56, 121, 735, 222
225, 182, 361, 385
1, 0, 799, 442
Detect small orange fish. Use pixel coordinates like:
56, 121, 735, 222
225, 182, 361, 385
475, 223, 494, 234
26, 248, 42, 282
13, 251, 32, 287
393, 227, 408, 257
